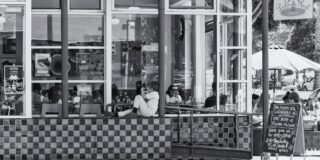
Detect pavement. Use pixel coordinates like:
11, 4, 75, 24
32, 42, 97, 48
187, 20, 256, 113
252, 156, 320, 160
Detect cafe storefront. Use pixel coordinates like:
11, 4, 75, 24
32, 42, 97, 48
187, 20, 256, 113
0, 0, 253, 159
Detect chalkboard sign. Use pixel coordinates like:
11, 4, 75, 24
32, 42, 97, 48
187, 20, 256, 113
263, 103, 301, 155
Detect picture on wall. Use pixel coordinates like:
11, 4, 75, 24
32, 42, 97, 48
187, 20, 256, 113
77, 84, 92, 104
4, 65, 24, 95
35, 53, 51, 76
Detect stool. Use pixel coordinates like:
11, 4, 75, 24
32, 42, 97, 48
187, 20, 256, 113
80, 104, 102, 117
41, 104, 62, 117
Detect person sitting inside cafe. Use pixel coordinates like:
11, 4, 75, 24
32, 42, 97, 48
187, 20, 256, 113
165, 84, 182, 104
204, 82, 217, 108
116, 81, 159, 117
204, 82, 228, 110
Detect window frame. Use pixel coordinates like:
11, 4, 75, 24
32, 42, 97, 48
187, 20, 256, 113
31, 1, 106, 117
0, 0, 32, 118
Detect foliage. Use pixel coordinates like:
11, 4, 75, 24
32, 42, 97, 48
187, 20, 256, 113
286, 19, 316, 60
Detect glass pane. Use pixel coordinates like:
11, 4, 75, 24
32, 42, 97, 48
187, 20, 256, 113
32, 49, 61, 80
169, 0, 214, 9
32, 15, 104, 46
164, 15, 217, 105
114, 0, 158, 9
220, 0, 247, 13
69, 15, 104, 46
32, 0, 60, 9
32, 49, 104, 80
112, 14, 159, 93
219, 83, 247, 112
220, 16, 247, 46
68, 49, 104, 80
0, 5, 25, 116
0, 0, 25, 1
32, 15, 61, 46
32, 83, 104, 115
219, 49, 247, 80
70, 0, 101, 10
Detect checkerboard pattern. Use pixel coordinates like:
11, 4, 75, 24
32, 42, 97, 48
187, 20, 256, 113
0, 118, 171, 160
237, 116, 252, 151
171, 115, 252, 150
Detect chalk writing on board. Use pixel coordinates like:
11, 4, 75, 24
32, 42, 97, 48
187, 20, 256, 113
263, 103, 300, 155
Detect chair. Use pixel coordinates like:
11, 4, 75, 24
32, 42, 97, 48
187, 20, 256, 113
41, 104, 62, 117
80, 104, 102, 117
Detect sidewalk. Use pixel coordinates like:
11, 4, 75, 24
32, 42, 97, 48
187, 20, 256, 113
252, 156, 320, 160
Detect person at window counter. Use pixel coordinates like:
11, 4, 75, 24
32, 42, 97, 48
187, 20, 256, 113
116, 81, 159, 117
204, 82, 217, 108
48, 85, 62, 104
166, 84, 182, 104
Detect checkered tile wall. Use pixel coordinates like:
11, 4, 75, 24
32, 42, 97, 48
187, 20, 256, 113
171, 115, 252, 151
0, 118, 171, 160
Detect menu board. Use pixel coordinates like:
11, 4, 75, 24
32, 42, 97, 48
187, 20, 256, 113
263, 103, 301, 155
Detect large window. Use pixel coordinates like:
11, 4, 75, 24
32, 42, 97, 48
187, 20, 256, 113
32, 0, 102, 10
111, 14, 159, 101
0, 5, 27, 117
164, 0, 251, 114
164, 15, 217, 107
28, 0, 252, 117
31, 1, 105, 116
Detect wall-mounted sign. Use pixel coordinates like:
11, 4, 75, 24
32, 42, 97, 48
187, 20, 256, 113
35, 53, 51, 77
4, 65, 24, 95
274, 0, 313, 20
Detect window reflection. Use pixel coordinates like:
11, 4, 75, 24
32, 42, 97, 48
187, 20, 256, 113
114, 0, 158, 9
32, 0, 60, 9
169, 0, 214, 9
0, 5, 25, 116
220, 0, 247, 13
220, 16, 247, 46
219, 49, 247, 80
112, 14, 159, 98
70, 0, 101, 10
219, 83, 247, 112
32, 49, 104, 80
165, 15, 216, 104
32, 15, 61, 46
32, 15, 104, 46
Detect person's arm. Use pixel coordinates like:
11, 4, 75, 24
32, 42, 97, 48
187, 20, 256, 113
165, 94, 170, 103
176, 95, 182, 103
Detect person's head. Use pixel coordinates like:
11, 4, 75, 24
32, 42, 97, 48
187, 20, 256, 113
146, 81, 159, 92
32, 83, 42, 93
288, 92, 299, 103
220, 95, 228, 105
252, 94, 260, 105
166, 84, 178, 97
136, 81, 142, 88
283, 91, 290, 102
48, 86, 62, 103
317, 97, 320, 102
112, 84, 119, 99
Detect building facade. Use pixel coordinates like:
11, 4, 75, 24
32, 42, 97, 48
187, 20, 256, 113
0, 0, 252, 118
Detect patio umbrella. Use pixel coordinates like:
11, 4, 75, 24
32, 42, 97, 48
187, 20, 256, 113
252, 46, 320, 100
252, 47, 320, 71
